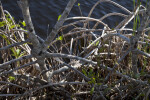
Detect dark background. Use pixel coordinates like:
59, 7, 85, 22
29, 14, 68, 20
1, 0, 147, 39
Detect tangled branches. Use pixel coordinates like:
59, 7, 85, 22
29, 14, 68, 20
0, 0, 150, 99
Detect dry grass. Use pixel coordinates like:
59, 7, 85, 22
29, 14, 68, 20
0, 0, 150, 100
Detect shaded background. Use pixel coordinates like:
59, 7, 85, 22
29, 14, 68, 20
1, 0, 147, 39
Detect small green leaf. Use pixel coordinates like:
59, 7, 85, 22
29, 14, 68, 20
78, 3, 80, 6
88, 81, 93, 84
11, 54, 15, 57
56, 36, 63, 41
20, 27, 27, 31
10, 25, 16, 29
97, 83, 102, 85
89, 40, 93, 45
21, 21, 26, 26
9, 76, 15, 81
59, 36, 63, 40
16, 49, 21, 56
58, 15, 62, 21
139, 93, 145, 97
90, 87, 94, 94
5, 14, 9, 18
91, 77, 96, 84
116, 61, 119, 65
82, 69, 87, 76
95, 41, 99, 46
6, 18, 13, 24
27, 42, 32, 45
18, 52, 25, 58
0, 21, 6, 27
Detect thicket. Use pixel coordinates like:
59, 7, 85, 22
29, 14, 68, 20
0, 0, 150, 100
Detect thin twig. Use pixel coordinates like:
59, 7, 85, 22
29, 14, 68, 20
0, 61, 36, 76
0, 81, 27, 90
0, 55, 32, 69
0, 94, 21, 97
0, 39, 29, 51
44, 52, 97, 65
99, 64, 148, 85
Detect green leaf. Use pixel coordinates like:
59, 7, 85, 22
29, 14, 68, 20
16, 49, 21, 56
6, 18, 13, 24
95, 41, 99, 46
88, 81, 93, 84
10, 25, 16, 29
27, 42, 32, 45
9, 76, 15, 81
116, 61, 119, 65
56, 36, 63, 41
97, 83, 102, 85
78, 3, 80, 6
11, 54, 15, 56
21, 21, 26, 26
92, 77, 96, 84
90, 87, 94, 94
139, 93, 145, 97
10, 48, 17, 57
0, 21, 6, 27
18, 52, 25, 58
58, 15, 62, 21
89, 40, 92, 45
5, 14, 9, 18
20, 27, 27, 31
82, 69, 87, 76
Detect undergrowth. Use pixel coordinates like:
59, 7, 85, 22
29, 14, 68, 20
0, 0, 150, 100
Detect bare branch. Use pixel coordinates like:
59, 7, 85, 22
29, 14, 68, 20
48, 59, 90, 81
66, 17, 109, 28
0, 55, 32, 69
80, 32, 130, 56
0, 81, 27, 90
136, 49, 150, 58
12, 74, 47, 85
99, 64, 148, 85
18, 0, 41, 54
0, 61, 36, 76
44, 52, 97, 65
14, 82, 87, 99
104, 47, 131, 82
0, 39, 29, 51
36, 82, 87, 90
0, 94, 21, 97
120, 6, 140, 30
42, 0, 77, 52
